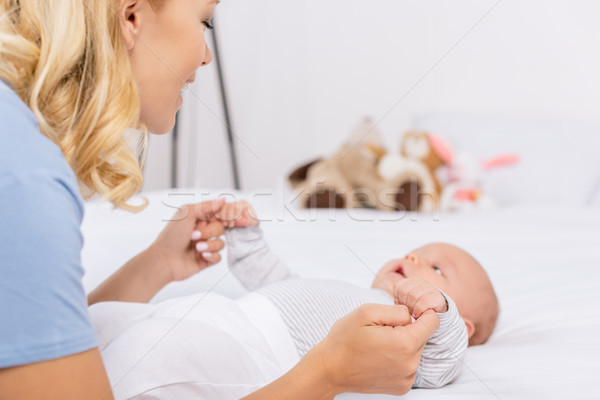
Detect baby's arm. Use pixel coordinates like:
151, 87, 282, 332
413, 293, 467, 388
220, 201, 298, 291
394, 278, 468, 388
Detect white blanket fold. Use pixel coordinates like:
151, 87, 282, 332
90, 292, 299, 399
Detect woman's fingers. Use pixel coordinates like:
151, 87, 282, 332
198, 251, 221, 265
198, 220, 225, 239
412, 298, 431, 319
354, 303, 412, 328
194, 239, 224, 253
184, 199, 225, 223
193, 220, 225, 264
406, 310, 440, 344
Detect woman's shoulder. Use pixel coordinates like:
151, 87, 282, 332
0, 79, 74, 180
0, 78, 39, 129
0, 79, 83, 213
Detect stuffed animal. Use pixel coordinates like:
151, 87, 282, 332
400, 131, 446, 196
375, 131, 447, 213
288, 119, 440, 212
288, 117, 388, 209
428, 135, 520, 212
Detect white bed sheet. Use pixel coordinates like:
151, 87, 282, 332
82, 189, 600, 399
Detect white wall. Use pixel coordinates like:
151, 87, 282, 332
143, 0, 600, 191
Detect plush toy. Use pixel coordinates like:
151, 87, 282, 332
288, 119, 441, 212
400, 131, 446, 196
377, 131, 447, 212
288, 117, 388, 209
428, 135, 520, 212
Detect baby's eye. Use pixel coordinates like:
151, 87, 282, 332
432, 266, 443, 275
203, 19, 214, 30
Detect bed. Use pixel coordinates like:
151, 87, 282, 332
83, 112, 600, 398
82, 186, 600, 400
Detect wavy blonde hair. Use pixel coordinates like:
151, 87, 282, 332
0, 0, 165, 211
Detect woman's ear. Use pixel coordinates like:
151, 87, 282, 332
462, 317, 475, 339
119, 0, 144, 50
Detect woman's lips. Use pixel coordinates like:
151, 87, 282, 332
182, 79, 195, 90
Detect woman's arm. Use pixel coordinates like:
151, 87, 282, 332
88, 200, 225, 305
242, 346, 336, 400
0, 348, 114, 400
88, 243, 172, 304
244, 303, 441, 399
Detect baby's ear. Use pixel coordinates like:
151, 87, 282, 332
462, 317, 475, 340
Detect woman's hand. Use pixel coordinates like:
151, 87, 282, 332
316, 303, 440, 396
88, 199, 227, 305
243, 303, 440, 399
151, 199, 226, 282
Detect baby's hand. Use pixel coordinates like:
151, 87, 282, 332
218, 200, 259, 228
393, 277, 448, 319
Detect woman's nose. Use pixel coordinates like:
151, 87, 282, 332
202, 45, 213, 66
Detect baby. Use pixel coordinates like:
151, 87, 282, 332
218, 200, 499, 389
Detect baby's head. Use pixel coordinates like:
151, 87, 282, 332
372, 243, 498, 346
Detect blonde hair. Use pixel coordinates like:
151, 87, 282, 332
0, 0, 165, 212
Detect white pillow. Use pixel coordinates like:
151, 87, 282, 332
413, 112, 600, 207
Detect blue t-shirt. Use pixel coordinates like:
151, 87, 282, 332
0, 79, 97, 367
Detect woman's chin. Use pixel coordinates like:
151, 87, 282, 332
150, 124, 174, 135
140, 98, 180, 134
143, 114, 176, 135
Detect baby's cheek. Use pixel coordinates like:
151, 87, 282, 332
372, 276, 395, 296
371, 276, 385, 290
432, 279, 453, 297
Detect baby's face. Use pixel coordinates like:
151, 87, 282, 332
372, 243, 487, 316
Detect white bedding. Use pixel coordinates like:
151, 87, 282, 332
82, 189, 600, 399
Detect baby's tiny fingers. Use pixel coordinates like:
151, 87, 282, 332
412, 299, 431, 319
243, 209, 259, 226
236, 215, 248, 227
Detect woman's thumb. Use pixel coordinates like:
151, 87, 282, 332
357, 303, 413, 327
190, 198, 225, 220
406, 309, 440, 345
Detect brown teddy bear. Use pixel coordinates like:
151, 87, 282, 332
375, 131, 447, 212
400, 131, 446, 196
288, 117, 387, 209
288, 119, 441, 212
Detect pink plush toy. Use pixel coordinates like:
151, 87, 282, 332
428, 135, 520, 212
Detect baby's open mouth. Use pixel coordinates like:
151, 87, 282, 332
394, 265, 406, 278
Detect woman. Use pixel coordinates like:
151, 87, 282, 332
0, 0, 440, 398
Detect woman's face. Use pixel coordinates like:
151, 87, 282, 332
121, 0, 218, 134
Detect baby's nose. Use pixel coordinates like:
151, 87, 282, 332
404, 253, 419, 265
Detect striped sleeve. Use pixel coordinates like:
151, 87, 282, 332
413, 293, 468, 388
225, 226, 298, 291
